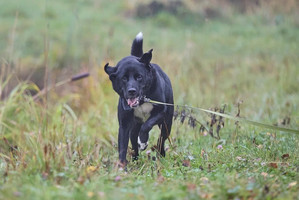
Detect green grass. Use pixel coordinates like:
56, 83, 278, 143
1, 0, 299, 199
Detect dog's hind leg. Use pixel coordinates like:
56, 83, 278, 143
130, 123, 142, 161
157, 118, 173, 157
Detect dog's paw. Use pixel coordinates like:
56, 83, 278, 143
138, 137, 148, 151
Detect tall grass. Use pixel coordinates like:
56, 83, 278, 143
0, 0, 298, 199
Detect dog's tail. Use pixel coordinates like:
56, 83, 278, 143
131, 32, 143, 57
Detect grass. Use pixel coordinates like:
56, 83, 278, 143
0, 0, 299, 199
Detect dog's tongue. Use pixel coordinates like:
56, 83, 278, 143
127, 98, 138, 108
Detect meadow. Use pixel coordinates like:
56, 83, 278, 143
0, 0, 298, 199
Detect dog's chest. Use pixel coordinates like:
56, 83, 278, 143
133, 103, 153, 122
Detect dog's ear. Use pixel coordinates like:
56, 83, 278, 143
104, 63, 117, 81
138, 49, 153, 66
104, 63, 116, 75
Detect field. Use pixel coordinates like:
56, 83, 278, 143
0, 0, 299, 199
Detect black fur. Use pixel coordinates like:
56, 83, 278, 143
104, 33, 174, 164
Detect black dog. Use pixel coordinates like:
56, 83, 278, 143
104, 32, 174, 165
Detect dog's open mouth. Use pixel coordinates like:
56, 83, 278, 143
127, 97, 140, 108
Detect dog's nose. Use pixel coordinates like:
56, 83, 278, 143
128, 88, 137, 96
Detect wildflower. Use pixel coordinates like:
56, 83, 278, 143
115, 176, 121, 182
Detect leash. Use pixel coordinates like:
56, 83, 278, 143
143, 97, 299, 135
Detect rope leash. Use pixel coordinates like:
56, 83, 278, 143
143, 97, 299, 135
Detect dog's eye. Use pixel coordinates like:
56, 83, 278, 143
122, 76, 128, 82
136, 75, 142, 81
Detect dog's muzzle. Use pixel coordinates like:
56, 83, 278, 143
127, 97, 140, 108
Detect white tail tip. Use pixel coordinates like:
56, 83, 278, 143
136, 32, 143, 41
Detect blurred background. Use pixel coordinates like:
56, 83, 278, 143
0, 2, 298, 198
0, 0, 298, 120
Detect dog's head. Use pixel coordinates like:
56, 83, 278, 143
104, 49, 153, 109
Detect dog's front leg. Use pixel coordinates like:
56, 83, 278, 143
117, 103, 133, 166
138, 112, 165, 151
118, 125, 130, 165
130, 123, 142, 161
